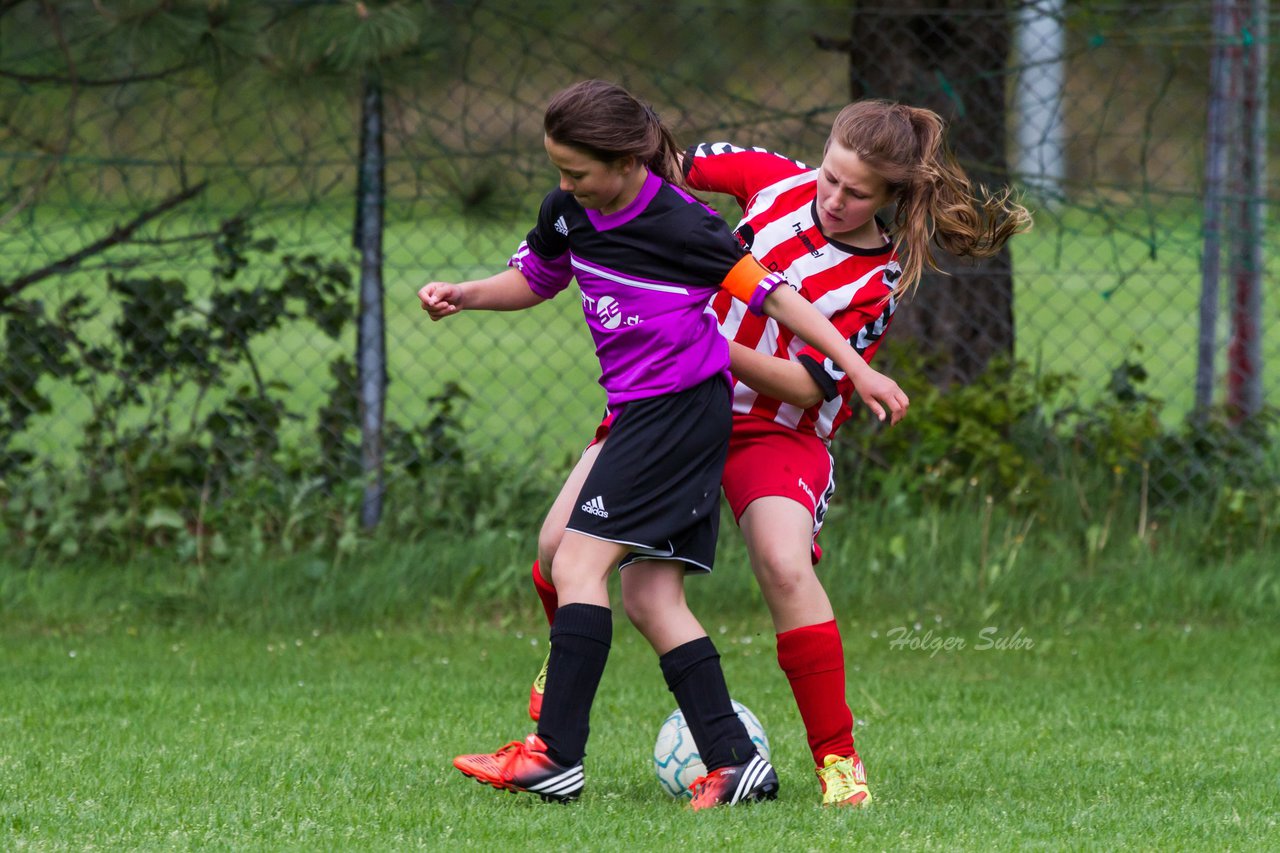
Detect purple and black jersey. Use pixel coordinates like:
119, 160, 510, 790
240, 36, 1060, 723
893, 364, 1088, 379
509, 171, 747, 407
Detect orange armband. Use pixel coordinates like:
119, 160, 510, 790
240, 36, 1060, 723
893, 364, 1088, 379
720, 254, 783, 316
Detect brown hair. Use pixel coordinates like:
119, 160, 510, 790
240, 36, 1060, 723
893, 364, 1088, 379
827, 100, 1032, 298
543, 79, 684, 185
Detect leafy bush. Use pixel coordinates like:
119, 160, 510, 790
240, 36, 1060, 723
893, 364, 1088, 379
0, 217, 503, 563
2, 257, 1276, 571
836, 341, 1277, 526
837, 347, 1073, 505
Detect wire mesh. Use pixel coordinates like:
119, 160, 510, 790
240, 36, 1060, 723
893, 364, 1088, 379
1, 0, 1276, 524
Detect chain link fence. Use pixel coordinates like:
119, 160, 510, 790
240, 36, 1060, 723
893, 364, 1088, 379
1, 1, 1276, 532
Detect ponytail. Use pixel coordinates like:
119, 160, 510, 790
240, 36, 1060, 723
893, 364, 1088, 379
828, 100, 1032, 299
644, 107, 685, 187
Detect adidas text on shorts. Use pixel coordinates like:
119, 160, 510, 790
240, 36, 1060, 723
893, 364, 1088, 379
566, 375, 731, 573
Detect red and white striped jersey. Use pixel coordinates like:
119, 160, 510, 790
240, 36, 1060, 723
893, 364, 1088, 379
684, 142, 901, 442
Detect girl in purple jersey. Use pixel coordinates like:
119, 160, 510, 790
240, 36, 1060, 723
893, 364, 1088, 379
419, 80, 907, 810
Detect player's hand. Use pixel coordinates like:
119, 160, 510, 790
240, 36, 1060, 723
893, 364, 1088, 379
852, 367, 909, 426
418, 281, 463, 320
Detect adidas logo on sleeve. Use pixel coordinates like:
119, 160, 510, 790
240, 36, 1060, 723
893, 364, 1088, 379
580, 496, 609, 518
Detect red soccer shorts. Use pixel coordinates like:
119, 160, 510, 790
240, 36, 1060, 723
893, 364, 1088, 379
721, 414, 835, 564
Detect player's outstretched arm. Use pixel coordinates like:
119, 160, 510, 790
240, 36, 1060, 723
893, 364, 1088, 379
418, 267, 545, 320
756, 285, 908, 425
718, 254, 908, 424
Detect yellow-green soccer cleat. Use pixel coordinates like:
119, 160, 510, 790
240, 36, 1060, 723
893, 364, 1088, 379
529, 651, 549, 721
817, 752, 872, 807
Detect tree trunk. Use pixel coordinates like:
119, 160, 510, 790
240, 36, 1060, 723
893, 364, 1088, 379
823, 0, 1017, 386
356, 76, 387, 529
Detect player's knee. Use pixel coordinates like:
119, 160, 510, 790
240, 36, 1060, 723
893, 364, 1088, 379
754, 557, 813, 601
622, 594, 656, 632
622, 587, 683, 634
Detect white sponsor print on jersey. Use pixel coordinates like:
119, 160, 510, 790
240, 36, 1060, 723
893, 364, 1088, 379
596, 295, 623, 329
554, 215, 569, 236
581, 292, 642, 329
581, 496, 609, 518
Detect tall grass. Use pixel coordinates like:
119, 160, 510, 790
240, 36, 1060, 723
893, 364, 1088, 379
4, 480, 1275, 632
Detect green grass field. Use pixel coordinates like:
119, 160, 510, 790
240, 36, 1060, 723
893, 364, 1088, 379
3, 616, 1277, 849
3, 444, 1275, 847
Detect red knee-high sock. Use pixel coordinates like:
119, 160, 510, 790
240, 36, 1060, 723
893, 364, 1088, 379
531, 559, 558, 627
776, 620, 855, 766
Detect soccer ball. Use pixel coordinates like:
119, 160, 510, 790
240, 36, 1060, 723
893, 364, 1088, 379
652, 700, 770, 798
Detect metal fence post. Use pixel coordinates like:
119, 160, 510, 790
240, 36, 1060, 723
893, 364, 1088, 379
1197, 0, 1236, 419
357, 75, 387, 529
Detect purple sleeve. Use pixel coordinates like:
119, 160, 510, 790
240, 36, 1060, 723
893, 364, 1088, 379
509, 240, 571, 298
509, 192, 574, 298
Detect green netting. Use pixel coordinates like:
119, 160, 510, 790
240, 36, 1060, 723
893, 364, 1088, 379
1, 0, 1276, 512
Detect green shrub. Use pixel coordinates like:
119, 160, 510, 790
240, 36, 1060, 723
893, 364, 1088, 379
1, 244, 1275, 579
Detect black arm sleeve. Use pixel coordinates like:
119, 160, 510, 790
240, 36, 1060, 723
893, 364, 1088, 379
798, 354, 841, 402
682, 145, 699, 182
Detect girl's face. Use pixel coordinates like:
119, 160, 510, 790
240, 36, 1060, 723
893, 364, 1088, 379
814, 141, 893, 247
544, 136, 644, 215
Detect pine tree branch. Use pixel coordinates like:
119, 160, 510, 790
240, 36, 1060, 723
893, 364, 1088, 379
0, 181, 209, 312
0, 62, 195, 87
0, 0, 78, 231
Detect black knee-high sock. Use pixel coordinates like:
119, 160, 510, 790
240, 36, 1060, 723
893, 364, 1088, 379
536, 603, 612, 767
659, 636, 755, 771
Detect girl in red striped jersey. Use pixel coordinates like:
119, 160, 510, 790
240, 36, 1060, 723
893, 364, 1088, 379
683, 101, 1030, 807
526, 99, 1031, 807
